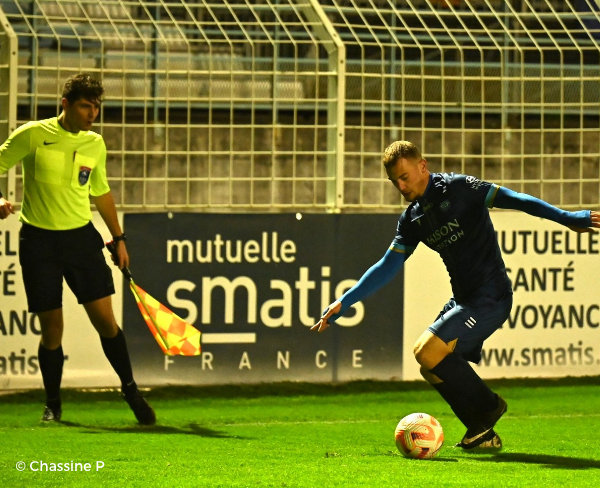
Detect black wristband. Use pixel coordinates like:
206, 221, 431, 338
113, 233, 127, 242
0, 190, 3, 199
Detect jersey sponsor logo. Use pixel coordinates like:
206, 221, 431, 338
43, 141, 58, 145
426, 219, 461, 245
426, 218, 465, 250
78, 166, 92, 186
440, 200, 450, 212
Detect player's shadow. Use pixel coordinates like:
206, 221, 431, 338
470, 452, 600, 470
60, 420, 247, 439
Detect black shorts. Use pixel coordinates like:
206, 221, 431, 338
19, 222, 115, 313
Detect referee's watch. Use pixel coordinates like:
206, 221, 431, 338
113, 233, 127, 243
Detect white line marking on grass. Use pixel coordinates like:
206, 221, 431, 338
218, 419, 384, 427
515, 413, 600, 420
213, 413, 600, 428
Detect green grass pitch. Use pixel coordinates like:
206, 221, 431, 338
1, 378, 600, 487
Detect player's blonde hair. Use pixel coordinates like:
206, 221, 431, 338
382, 141, 422, 169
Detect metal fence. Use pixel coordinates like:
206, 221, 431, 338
1, 0, 600, 211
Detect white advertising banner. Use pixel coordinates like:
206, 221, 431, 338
404, 211, 600, 381
0, 213, 124, 389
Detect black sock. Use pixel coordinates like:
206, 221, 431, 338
38, 343, 64, 409
432, 381, 478, 429
429, 353, 498, 419
100, 328, 136, 394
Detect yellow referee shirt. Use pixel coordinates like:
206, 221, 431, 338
0, 117, 110, 230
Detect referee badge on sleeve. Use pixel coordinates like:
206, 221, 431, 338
78, 166, 92, 185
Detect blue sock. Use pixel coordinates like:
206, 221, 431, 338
431, 381, 478, 429
429, 353, 498, 419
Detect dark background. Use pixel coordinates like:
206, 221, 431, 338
123, 213, 404, 385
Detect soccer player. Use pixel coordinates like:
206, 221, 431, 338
312, 141, 600, 449
0, 74, 155, 425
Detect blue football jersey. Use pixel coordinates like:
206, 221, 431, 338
390, 173, 512, 302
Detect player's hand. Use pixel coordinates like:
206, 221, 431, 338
0, 197, 15, 219
568, 210, 600, 233
113, 240, 130, 270
310, 300, 342, 333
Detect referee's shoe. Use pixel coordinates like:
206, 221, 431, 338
455, 395, 507, 449
41, 405, 62, 422
122, 387, 156, 426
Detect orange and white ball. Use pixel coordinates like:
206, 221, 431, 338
395, 413, 444, 459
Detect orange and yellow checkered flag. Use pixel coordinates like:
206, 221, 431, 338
130, 282, 201, 356
106, 239, 201, 356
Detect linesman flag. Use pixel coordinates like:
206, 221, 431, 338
106, 240, 201, 356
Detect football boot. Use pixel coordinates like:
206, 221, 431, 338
456, 395, 507, 449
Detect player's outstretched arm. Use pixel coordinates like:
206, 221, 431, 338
569, 210, 600, 233
493, 186, 598, 232
311, 248, 406, 333
0, 197, 15, 219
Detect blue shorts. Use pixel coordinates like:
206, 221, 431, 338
428, 292, 513, 364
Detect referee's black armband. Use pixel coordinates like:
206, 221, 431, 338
112, 233, 127, 243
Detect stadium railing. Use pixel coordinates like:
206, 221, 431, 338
0, 0, 599, 211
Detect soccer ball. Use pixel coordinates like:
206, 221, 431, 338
395, 413, 444, 459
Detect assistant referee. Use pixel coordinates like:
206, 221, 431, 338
0, 74, 155, 425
